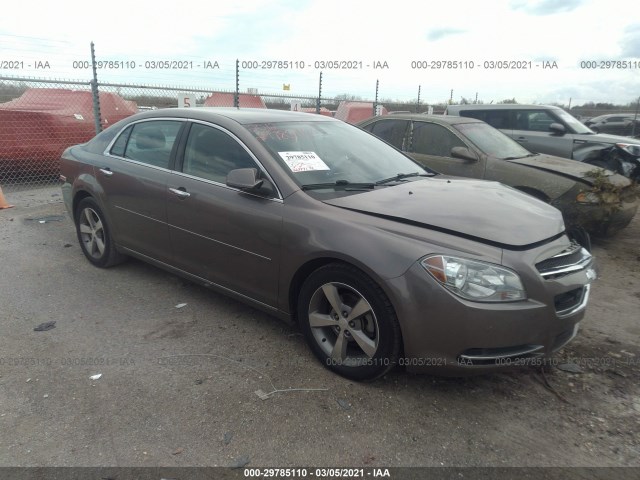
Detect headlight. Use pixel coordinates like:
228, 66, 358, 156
577, 188, 622, 205
576, 191, 600, 204
616, 143, 640, 156
421, 255, 526, 302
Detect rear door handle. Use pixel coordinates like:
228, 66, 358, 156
169, 187, 191, 199
99, 168, 113, 177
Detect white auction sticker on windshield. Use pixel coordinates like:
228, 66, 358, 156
278, 151, 330, 172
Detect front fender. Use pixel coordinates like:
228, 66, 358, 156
573, 143, 615, 162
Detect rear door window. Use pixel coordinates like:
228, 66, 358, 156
459, 110, 513, 130
514, 111, 556, 132
366, 119, 410, 149
116, 120, 183, 169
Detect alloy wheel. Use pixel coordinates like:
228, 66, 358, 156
78, 207, 106, 260
307, 282, 380, 366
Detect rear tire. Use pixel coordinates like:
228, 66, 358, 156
75, 197, 126, 268
297, 263, 401, 381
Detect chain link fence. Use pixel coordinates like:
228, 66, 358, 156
0, 79, 243, 191
0, 76, 394, 191
3, 73, 634, 193
0, 78, 98, 191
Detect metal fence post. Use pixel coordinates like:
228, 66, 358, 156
90, 41, 102, 134
373, 79, 379, 117
633, 96, 639, 137
316, 72, 322, 114
234, 59, 239, 108
417, 85, 421, 113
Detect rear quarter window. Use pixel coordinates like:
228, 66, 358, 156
84, 120, 129, 154
109, 125, 132, 157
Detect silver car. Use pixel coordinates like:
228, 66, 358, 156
445, 104, 640, 162
585, 114, 639, 136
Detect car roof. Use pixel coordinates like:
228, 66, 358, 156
360, 114, 483, 126
446, 104, 563, 112
126, 107, 336, 125
591, 113, 634, 120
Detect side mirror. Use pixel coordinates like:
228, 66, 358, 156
227, 168, 277, 197
549, 123, 566, 135
450, 146, 478, 161
226, 168, 263, 191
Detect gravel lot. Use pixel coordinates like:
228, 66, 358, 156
0, 186, 639, 469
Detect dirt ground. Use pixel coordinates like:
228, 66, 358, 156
0, 186, 638, 470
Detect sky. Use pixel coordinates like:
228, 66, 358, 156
1, 0, 639, 106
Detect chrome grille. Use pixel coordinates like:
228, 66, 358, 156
536, 242, 593, 279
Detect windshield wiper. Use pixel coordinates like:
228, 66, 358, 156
301, 179, 376, 191
375, 172, 435, 185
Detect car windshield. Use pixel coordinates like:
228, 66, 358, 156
555, 110, 593, 134
245, 121, 430, 188
454, 122, 532, 159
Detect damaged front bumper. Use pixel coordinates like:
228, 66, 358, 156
554, 187, 639, 237
387, 236, 596, 375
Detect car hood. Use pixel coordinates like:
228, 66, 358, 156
509, 154, 630, 187
586, 132, 640, 143
322, 178, 564, 248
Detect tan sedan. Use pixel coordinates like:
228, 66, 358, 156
61, 108, 595, 380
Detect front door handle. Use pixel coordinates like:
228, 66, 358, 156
99, 168, 113, 177
169, 187, 191, 199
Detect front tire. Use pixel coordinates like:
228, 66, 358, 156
297, 263, 401, 381
75, 197, 126, 268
